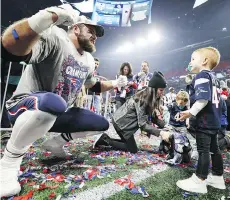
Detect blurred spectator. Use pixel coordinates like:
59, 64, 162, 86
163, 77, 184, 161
114, 62, 137, 109
86, 57, 102, 114
165, 87, 176, 106
133, 61, 153, 90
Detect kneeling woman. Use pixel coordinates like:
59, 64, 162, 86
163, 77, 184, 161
94, 71, 171, 153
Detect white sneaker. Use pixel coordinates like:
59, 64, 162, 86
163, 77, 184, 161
206, 174, 226, 189
0, 161, 21, 198
176, 173, 207, 194
41, 136, 69, 158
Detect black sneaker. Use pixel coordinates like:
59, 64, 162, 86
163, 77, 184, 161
93, 133, 111, 148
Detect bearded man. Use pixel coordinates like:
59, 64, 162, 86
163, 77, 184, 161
0, 6, 127, 197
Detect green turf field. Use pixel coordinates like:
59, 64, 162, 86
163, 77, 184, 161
1, 135, 229, 200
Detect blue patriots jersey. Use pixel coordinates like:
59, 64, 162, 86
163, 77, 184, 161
191, 70, 222, 130
134, 72, 153, 90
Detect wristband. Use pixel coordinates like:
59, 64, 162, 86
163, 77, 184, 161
28, 10, 53, 34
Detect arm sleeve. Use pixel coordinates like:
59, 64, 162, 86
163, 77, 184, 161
28, 27, 59, 64
189, 99, 208, 116
141, 123, 161, 137
194, 71, 212, 101
134, 100, 148, 128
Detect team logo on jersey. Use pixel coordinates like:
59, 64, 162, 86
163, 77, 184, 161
196, 88, 208, 96
54, 55, 89, 105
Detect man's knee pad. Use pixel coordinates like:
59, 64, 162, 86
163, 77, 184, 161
39, 93, 67, 115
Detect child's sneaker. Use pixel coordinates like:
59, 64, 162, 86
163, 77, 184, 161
176, 173, 207, 194
206, 174, 226, 189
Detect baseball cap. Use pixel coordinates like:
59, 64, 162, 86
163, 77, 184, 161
75, 16, 104, 37
59, 4, 104, 37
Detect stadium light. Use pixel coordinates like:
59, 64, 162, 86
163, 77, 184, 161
148, 31, 161, 43
119, 42, 133, 53
116, 46, 124, 53
116, 42, 133, 53
135, 38, 148, 46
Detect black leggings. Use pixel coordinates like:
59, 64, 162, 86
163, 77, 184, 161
109, 123, 138, 153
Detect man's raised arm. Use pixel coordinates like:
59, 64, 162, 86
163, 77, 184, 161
1, 6, 79, 57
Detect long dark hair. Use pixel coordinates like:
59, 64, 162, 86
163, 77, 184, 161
119, 62, 133, 76
133, 87, 158, 115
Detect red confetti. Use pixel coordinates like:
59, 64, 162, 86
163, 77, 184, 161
54, 174, 65, 182
224, 167, 230, 173
225, 178, 230, 183
20, 166, 26, 171
43, 168, 48, 173
27, 182, 36, 186
27, 161, 36, 166
13, 190, 34, 200
19, 178, 29, 185
43, 152, 51, 156
48, 192, 56, 199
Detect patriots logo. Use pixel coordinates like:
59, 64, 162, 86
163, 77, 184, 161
196, 88, 208, 96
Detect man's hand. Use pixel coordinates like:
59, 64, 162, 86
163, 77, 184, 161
177, 111, 192, 121
45, 5, 80, 26
112, 75, 128, 88
137, 72, 145, 77
160, 131, 172, 142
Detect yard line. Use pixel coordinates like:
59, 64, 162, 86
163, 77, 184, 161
69, 164, 168, 200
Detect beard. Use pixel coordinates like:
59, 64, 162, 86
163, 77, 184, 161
78, 34, 96, 53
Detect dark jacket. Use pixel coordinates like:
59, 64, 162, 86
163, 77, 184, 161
112, 97, 161, 140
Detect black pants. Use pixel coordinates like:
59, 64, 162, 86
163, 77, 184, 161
109, 122, 138, 153
196, 130, 223, 179
218, 127, 228, 150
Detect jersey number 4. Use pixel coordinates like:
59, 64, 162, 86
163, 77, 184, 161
212, 86, 219, 108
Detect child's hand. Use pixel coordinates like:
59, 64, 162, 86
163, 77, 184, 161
177, 111, 192, 121
160, 131, 172, 142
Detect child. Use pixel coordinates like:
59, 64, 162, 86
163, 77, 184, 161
176, 47, 226, 194
159, 90, 193, 164
93, 72, 171, 153
168, 90, 190, 128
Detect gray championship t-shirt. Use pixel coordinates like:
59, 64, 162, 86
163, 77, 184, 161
6, 26, 96, 109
